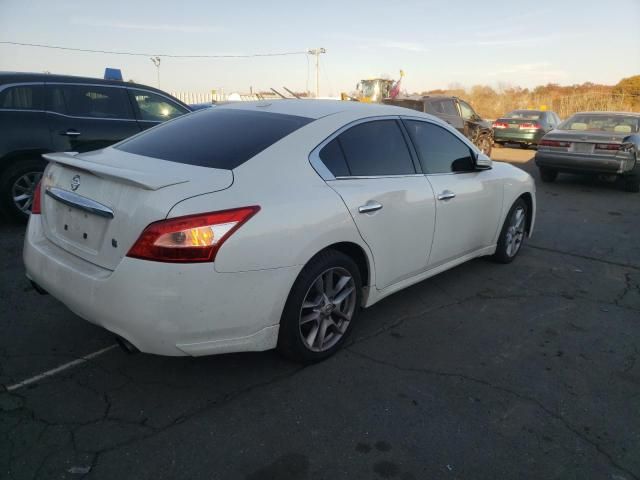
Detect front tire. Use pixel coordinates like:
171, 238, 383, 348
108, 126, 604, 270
476, 134, 492, 156
492, 198, 528, 264
277, 250, 362, 363
623, 178, 639, 193
539, 167, 558, 183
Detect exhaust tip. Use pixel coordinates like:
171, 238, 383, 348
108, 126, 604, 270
30, 281, 49, 295
115, 335, 139, 354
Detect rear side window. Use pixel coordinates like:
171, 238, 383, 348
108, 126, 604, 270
0, 85, 43, 110
427, 99, 457, 116
48, 84, 134, 119
404, 120, 475, 174
116, 108, 313, 169
319, 138, 350, 177
334, 120, 415, 176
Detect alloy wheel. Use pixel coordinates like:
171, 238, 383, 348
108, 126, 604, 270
505, 206, 526, 257
12, 171, 43, 215
299, 267, 357, 352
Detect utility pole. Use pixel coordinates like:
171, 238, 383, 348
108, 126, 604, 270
307, 48, 326, 98
150, 56, 161, 88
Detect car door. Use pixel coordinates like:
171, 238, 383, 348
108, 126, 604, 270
426, 98, 464, 133
402, 118, 503, 267
317, 118, 436, 289
46, 83, 141, 153
127, 88, 189, 131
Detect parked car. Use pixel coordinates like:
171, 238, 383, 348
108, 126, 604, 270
493, 109, 561, 149
0, 72, 191, 220
24, 101, 536, 363
383, 95, 494, 155
535, 111, 640, 192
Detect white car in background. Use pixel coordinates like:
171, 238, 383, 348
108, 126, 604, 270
24, 100, 536, 362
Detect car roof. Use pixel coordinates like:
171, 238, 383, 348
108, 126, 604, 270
570, 111, 639, 117
217, 99, 424, 120
0, 71, 182, 99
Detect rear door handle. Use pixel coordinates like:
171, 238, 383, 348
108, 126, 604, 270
61, 130, 81, 137
358, 201, 383, 214
437, 190, 456, 201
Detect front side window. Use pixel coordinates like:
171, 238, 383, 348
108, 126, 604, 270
334, 120, 415, 177
0, 85, 43, 110
48, 84, 133, 119
404, 120, 475, 174
458, 100, 476, 120
116, 108, 312, 169
129, 89, 188, 122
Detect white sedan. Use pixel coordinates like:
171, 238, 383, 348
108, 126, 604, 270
24, 100, 536, 362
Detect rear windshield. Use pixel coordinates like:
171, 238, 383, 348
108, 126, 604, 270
558, 114, 639, 134
505, 111, 542, 120
116, 108, 313, 169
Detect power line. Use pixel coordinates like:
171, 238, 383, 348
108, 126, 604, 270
0, 41, 309, 58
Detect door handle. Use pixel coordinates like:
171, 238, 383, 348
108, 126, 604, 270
437, 190, 456, 201
358, 201, 383, 214
61, 130, 81, 137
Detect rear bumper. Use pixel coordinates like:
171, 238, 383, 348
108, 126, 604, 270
24, 217, 300, 356
494, 130, 544, 144
535, 151, 638, 176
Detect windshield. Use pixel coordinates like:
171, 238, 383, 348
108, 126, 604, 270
505, 110, 542, 120
558, 114, 639, 134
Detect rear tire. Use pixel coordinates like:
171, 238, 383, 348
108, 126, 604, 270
492, 198, 528, 264
0, 158, 46, 222
277, 250, 362, 363
539, 167, 558, 183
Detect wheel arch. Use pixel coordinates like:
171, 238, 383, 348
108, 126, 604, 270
313, 241, 372, 289
518, 192, 534, 236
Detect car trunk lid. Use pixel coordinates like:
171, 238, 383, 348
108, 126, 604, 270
40, 148, 233, 270
541, 130, 628, 155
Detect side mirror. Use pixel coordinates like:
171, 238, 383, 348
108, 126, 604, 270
475, 151, 492, 170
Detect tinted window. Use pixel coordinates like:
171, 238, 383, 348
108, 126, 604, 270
319, 138, 350, 177
336, 120, 415, 176
48, 85, 133, 119
428, 99, 457, 116
129, 89, 188, 122
116, 108, 313, 169
0, 85, 43, 110
404, 120, 475, 174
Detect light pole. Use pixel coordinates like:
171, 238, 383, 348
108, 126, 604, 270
307, 48, 326, 98
150, 56, 161, 88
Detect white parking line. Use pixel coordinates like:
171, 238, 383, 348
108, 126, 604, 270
6, 344, 119, 392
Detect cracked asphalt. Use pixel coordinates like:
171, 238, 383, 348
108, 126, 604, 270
1, 149, 639, 480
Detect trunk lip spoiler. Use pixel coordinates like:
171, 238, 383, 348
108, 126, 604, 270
42, 152, 189, 191
45, 187, 115, 219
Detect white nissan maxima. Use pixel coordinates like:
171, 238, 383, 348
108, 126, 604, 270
24, 100, 535, 362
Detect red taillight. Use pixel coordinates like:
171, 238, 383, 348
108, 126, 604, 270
539, 139, 570, 148
492, 121, 508, 129
31, 181, 42, 215
127, 206, 260, 263
520, 123, 541, 129
595, 143, 621, 151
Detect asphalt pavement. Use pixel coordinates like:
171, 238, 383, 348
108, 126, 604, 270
1, 148, 639, 480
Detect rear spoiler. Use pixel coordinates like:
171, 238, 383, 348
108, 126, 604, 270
42, 152, 189, 191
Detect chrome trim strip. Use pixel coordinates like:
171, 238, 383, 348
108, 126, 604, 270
45, 187, 114, 219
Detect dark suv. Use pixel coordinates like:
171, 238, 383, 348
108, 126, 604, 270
0, 72, 191, 220
383, 95, 494, 155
